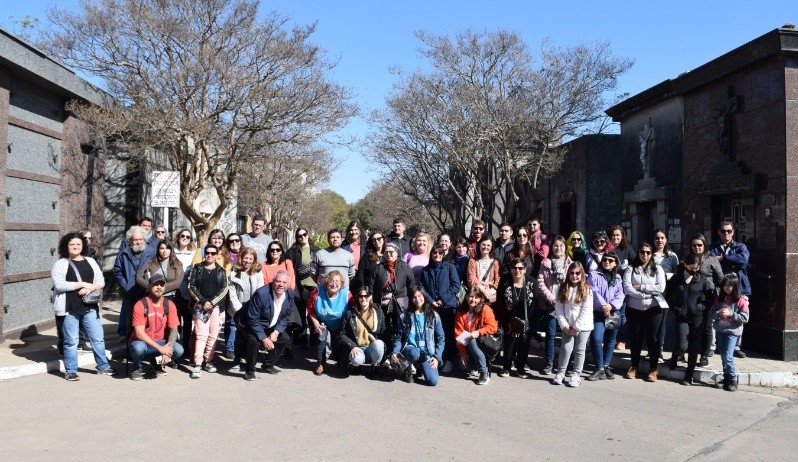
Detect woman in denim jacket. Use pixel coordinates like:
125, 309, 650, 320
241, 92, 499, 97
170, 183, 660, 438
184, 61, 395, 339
390, 287, 445, 386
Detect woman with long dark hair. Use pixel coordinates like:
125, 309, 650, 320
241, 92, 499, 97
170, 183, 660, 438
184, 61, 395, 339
390, 286, 446, 386
187, 244, 229, 378
286, 227, 320, 347
607, 225, 633, 350
498, 258, 536, 378
454, 286, 499, 385
173, 228, 196, 348
51, 232, 115, 380
551, 262, 593, 387
262, 240, 296, 289
623, 242, 666, 382
136, 240, 184, 301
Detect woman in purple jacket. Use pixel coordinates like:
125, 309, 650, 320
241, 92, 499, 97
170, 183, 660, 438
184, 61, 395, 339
586, 251, 625, 380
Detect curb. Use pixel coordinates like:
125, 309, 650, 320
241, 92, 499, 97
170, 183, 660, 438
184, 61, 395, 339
0, 345, 127, 381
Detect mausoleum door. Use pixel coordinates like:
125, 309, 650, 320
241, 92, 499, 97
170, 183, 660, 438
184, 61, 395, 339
711, 194, 753, 243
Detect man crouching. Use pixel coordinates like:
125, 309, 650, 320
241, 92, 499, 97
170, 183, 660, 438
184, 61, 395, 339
128, 273, 184, 380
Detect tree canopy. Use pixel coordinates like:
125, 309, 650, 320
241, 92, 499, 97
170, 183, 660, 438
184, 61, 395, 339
44, 0, 356, 242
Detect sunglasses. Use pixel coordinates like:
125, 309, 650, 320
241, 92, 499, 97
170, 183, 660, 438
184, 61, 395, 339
431, 251, 444, 256
517, 233, 528, 237
569, 271, 582, 276
473, 227, 484, 231
179, 234, 191, 239
720, 229, 734, 234
512, 266, 525, 271
269, 248, 282, 253
358, 294, 371, 299
206, 251, 217, 256
594, 239, 606, 244
571, 238, 582, 242
297, 232, 308, 237
228, 239, 241, 243
602, 259, 616, 264
639, 250, 652, 255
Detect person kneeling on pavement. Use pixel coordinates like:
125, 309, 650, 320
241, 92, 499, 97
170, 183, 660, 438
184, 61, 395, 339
390, 286, 445, 386
129, 273, 184, 380
339, 286, 386, 377
238, 270, 294, 381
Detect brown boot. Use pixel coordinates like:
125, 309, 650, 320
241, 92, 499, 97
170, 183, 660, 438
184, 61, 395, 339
646, 369, 658, 382
624, 367, 637, 379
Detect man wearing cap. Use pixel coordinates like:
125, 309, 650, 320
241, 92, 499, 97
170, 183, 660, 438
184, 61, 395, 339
128, 273, 184, 380
237, 270, 295, 381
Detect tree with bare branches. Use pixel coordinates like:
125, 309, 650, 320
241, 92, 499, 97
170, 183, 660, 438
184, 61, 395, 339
366, 29, 631, 236
44, 0, 356, 243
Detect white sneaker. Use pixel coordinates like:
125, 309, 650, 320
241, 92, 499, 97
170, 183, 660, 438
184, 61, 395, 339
552, 372, 564, 385
191, 365, 202, 379
442, 360, 454, 374
569, 373, 582, 387
203, 363, 217, 373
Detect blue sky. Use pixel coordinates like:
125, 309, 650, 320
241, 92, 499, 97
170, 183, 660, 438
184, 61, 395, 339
3, 1, 795, 202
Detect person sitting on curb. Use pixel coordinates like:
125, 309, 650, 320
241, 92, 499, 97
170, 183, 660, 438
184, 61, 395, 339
128, 273, 184, 380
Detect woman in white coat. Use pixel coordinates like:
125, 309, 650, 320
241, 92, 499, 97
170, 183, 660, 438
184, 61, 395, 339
551, 261, 593, 388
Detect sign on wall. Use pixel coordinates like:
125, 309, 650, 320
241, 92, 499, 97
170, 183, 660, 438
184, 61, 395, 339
151, 171, 180, 208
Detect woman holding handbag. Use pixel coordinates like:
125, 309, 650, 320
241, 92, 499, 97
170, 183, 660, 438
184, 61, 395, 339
51, 232, 115, 381
586, 252, 624, 380
498, 258, 536, 378
467, 235, 500, 304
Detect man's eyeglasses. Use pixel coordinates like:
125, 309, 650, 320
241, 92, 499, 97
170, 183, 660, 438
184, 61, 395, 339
205, 251, 217, 256
720, 229, 734, 234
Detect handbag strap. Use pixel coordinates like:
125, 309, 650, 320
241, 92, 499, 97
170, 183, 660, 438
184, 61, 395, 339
355, 309, 377, 336
66, 259, 84, 283
480, 258, 496, 282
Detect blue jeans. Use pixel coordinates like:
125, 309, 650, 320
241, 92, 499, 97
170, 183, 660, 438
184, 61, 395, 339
466, 339, 488, 373
716, 331, 739, 381
63, 309, 111, 374
129, 339, 185, 369
539, 311, 557, 365
401, 345, 440, 386
350, 340, 386, 367
591, 312, 618, 369
224, 313, 236, 353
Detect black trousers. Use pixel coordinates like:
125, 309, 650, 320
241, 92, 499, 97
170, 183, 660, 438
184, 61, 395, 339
502, 329, 530, 372
243, 328, 289, 373
673, 319, 705, 374
627, 306, 664, 370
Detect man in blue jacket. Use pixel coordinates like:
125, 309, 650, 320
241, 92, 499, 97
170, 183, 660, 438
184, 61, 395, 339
113, 225, 156, 342
709, 221, 750, 358
239, 270, 295, 381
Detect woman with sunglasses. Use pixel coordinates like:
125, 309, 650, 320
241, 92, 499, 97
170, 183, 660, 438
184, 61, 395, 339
421, 245, 462, 374
586, 252, 624, 380
339, 287, 386, 377
390, 286, 445, 386
551, 262, 593, 387
687, 233, 724, 366
537, 235, 571, 375
223, 233, 243, 268
192, 229, 231, 271
173, 228, 197, 347
585, 231, 609, 273
262, 241, 295, 289
187, 244, 229, 378
565, 231, 588, 267
286, 227, 319, 347
623, 242, 666, 382
498, 258, 536, 378
502, 229, 534, 279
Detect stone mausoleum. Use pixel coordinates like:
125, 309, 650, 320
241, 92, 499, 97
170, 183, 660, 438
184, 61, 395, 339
606, 26, 798, 360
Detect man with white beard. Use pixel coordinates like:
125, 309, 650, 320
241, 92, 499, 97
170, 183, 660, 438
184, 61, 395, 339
113, 226, 157, 343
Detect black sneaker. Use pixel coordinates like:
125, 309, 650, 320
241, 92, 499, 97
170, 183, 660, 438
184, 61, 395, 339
699, 356, 709, 367
224, 350, 235, 360
403, 367, 414, 383
724, 379, 738, 392
98, 367, 118, 377
734, 350, 746, 359
680, 376, 694, 386
262, 365, 282, 375
604, 367, 615, 380
587, 369, 606, 381
498, 369, 510, 378
129, 368, 144, 381
244, 371, 256, 381
541, 363, 553, 375
668, 357, 679, 370
477, 371, 490, 385
64, 372, 80, 381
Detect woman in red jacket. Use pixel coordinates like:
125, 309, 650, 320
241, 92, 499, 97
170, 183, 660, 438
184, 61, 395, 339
454, 286, 498, 385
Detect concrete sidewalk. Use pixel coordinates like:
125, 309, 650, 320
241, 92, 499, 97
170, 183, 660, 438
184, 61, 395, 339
1, 300, 797, 387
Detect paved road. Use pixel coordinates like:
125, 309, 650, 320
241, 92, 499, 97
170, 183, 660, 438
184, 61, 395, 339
2, 356, 796, 461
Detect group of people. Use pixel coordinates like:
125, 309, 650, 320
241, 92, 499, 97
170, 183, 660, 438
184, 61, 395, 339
51, 215, 750, 391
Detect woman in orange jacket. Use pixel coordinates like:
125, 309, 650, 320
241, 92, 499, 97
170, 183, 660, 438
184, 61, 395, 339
454, 286, 498, 385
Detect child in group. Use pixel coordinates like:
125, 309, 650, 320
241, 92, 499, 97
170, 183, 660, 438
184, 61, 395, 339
552, 261, 593, 387
710, 274, 749, 392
